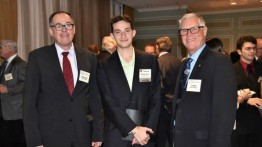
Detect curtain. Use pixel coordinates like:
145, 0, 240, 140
17, 0, 111, 60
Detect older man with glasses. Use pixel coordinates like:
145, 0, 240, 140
23, 11, 103, 147
171, 13, 237, 147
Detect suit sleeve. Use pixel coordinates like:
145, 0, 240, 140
23, 52, 43, 146
88, 57, 104, 141
209, 56, 237, 147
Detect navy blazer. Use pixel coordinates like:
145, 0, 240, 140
172, 46, 237, 147
23, 44, 103, 147
97, 49, 161, 147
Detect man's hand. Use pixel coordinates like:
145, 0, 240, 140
0, 84, 8, 93
131, 126, 153, 145
247, 98, 262, 108
92, 142, 102, 147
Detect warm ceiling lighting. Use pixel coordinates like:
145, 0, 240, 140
231, 2, 237, 5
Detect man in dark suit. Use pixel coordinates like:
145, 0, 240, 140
97, 36, 117, 61
231, 35, 262, 147
155, 36, 180, 147
97, 15, 161, 147
172, 13, 237, 147
0, 40, 27, 147
23, 11, 103, 147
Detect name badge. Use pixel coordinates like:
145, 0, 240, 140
4, 73, 13, 81
186, 79, 201, 92
139, 69, 151, 82
79, 70, 90, 83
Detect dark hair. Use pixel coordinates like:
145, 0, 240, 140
236, 35, 257, 50
206, 38, 223, 52
49, 11, 73, 25
110, 14, 133, 33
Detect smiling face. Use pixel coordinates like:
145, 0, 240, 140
110, 20, 136, 50
180, 17, 207, 55
49, 13, 75, 50
238, 42, 256, 64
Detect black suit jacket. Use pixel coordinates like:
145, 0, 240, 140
233, 61, 262, 133
23, 44, 103, 147
172, 46, 237, 147
97, 49, 161, 147
158, 53, 181, 113
97, 50, 112, 62
1, 56, 26, 120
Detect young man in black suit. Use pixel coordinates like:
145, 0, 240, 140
23, 11, 103, 147
231, 35, 262, 147
172, 13, 237, 147
97, 15, 161, 147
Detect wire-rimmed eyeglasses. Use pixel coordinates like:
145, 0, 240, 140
50, 23, 74, 31
179, 26, 205, 36
0, 45, 8, 49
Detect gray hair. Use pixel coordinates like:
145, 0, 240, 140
1, 40, 17, 53
178, 13, 206, 29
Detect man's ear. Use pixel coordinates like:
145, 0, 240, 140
49, 27, 53, 36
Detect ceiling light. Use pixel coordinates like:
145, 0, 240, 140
230, 2, 237, 5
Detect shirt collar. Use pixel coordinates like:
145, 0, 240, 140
55, 43, 76, 56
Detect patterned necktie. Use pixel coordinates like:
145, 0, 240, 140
181, 58, 193, 88
62, 52, 74, 95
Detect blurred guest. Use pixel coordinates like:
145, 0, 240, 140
155, 36, 180, 147
206, 37, 223, 53
144, 43, 157, 56
0, 40, 27, 147
88, 44, 100, 55
230, 50, 240, 64
231, 35, 262, 147
97, 36, 117, 61
255, 37, 262, 60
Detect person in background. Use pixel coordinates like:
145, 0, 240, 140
0, 40, 27, 147
206, 37, 223, 53
97, 14, 161, 147
255, 37, 262, 64
231, 35, 262, 147
155, 36, 180, 147
23, 11, 103, 147
97, 36, 117, 61
144, 43, 158, 56
88, 44, 100, 55
172, 13, 237, 147
230, 50, 241, 64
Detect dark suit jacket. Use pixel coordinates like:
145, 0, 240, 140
158, 53, 181, 114
172, 46, 237, 147
97, 50, 112, 62
23, 44, 103, 147
233, 61, 262, 133
1, 55, 26, 120
97, 49, 161, 147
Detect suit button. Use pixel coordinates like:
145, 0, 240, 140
69, 119, 72, 122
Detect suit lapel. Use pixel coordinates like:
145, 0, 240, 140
131, 50, 141, 95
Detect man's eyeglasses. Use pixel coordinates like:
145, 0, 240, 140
244, 47, 256, 52
179, 26, 205, 36
0, 45, 8, 49
50, 23, 74, 31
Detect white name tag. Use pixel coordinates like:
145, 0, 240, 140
186, 79, 202, 92
79, 70, 90, 83
139, 69, 151, 82
4, 73, 13, 81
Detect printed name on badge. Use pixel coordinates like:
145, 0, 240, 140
139, 69, 151, 82
186, 79, 202, 92
79, 70, 90, 83
4, 73, 13, 81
